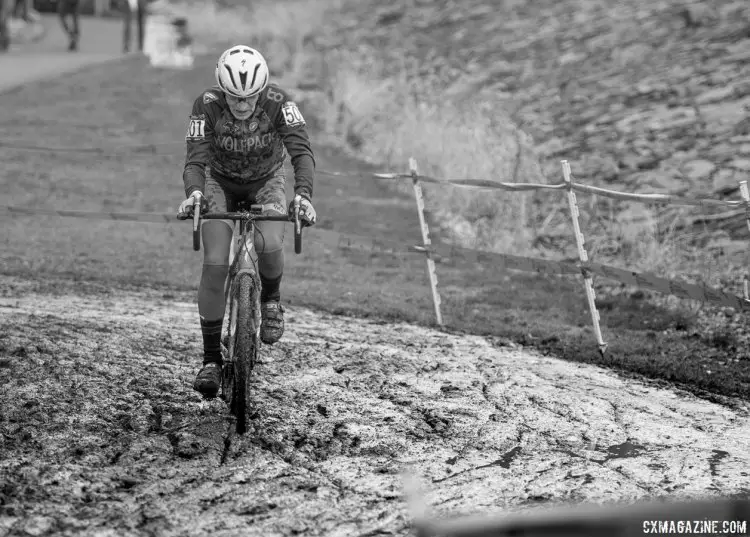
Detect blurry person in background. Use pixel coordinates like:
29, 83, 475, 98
58, 0, 80, 51
173, 16, 190, 49
122, 0, 147, 53
0, 0, 10, 52
12, 0, 29, 21
171, 17, 194, 68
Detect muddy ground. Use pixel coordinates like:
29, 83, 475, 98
1, 275, 749, 537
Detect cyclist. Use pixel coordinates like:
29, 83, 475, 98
177, 45, 317, 399
58, 0, 80, 52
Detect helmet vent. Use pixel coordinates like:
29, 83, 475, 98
249, 64, 261, 89
223, 64, 238, 89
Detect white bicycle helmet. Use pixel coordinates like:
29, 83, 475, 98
214, 45, 269, 98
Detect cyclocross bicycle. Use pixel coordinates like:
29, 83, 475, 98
179, 194, 303, 435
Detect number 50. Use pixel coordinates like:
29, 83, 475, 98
283, 104, 304, 125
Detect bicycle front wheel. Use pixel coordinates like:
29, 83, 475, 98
231, 272, 260, 435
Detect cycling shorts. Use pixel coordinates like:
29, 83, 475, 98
203, 167, 287, 254
205, 166, 287, 216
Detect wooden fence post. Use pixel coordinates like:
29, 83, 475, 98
739, 180, 750, 233
739, 180, 750, 302
562, 160, 607, 356
410, 158, 443, 327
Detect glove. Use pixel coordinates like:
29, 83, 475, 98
177, 191, 207, 219
288, 194, 316, 227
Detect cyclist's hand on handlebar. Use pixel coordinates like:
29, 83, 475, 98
288, 194, 316, 227
177, 191, 207, 219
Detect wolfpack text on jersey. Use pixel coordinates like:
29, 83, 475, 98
182, 84, 314, 200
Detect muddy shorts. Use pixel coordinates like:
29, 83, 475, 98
204, 166, 287, 254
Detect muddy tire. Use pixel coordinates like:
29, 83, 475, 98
232, 273, 259, 435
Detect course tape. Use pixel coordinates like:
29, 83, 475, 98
327, 169, 746, 208
2, 140, 745, 209
0, 141, 180, 156
2, 206, 175, 223
419, 240, 749, 311
2, 204, 746, 310
570, 179, 745, 209
368, 171, 569, 192
685, 208, 746, 225
585, 261, 748, 310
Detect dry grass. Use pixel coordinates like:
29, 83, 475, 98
321, 53, 721, 282
580, 198, 744, 292
317, 60, 743, 300
315, 54, 548, 255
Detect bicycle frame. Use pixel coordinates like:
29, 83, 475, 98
223, 215, 262, 371
228, 217, 257, 278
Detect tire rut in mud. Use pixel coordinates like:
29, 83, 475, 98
1, 277, 749, 536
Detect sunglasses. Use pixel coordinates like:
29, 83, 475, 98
225, 94, 259, 105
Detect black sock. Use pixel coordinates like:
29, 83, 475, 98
260, 273, 282, 303
200, 317, 223, 365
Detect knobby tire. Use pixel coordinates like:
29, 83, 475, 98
232, 273, 259, 435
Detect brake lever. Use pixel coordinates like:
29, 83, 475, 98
192, 193, 203, 251
293, 197, 302, 254
294, 197, 302, 228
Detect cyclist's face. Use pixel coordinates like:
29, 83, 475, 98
225, 93, 258, 120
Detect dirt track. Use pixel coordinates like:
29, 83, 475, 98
1, 275, 748, 537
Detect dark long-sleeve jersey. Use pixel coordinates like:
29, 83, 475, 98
182, 84, 315, 200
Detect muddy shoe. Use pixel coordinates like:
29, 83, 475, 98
260, 301, 285, 345
193, 362, 222, 399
